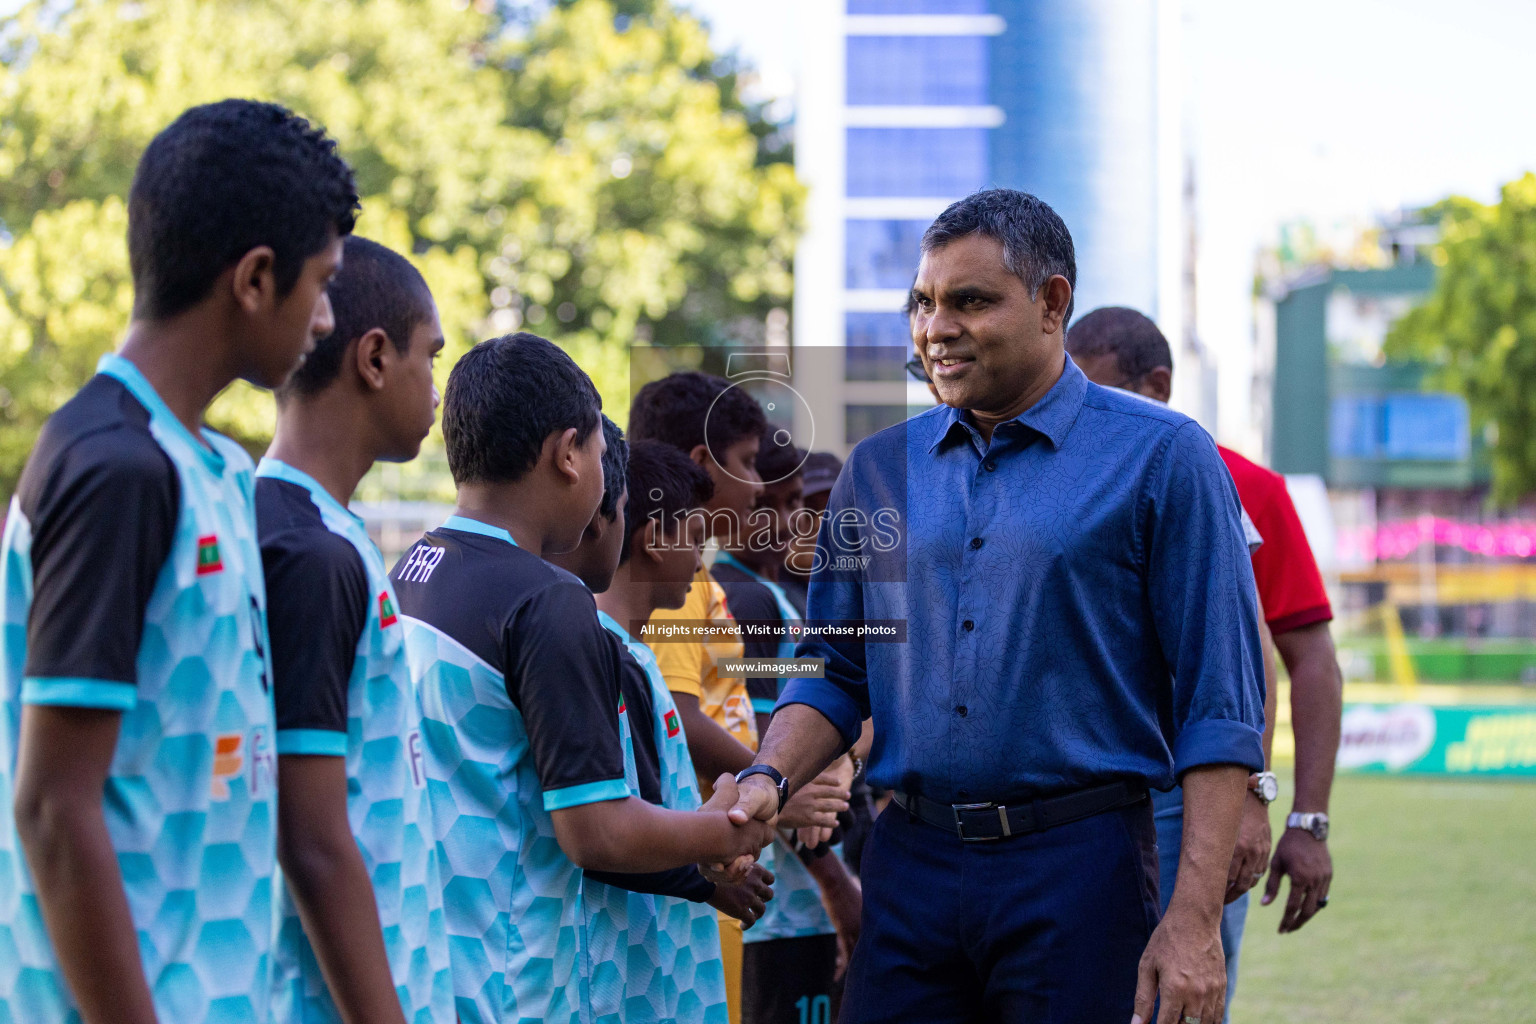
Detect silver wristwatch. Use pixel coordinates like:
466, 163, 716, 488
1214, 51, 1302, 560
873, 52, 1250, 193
1248, 771, 1279, 805
1286, 811, 1329, 841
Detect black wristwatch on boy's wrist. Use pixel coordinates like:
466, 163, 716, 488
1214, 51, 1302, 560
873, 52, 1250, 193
735, 764, 789, 813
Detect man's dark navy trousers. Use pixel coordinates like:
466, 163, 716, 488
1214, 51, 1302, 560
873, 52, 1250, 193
843, 798, 1161, 1023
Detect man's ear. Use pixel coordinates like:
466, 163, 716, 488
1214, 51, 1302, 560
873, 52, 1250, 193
688, 443, 712, 471
1039, 274, 1074, 337
229, 246, 278, 316
1142, 366, 1173, 404
353, 327, 392, 391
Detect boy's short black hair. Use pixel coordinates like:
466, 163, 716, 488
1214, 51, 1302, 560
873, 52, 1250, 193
756, 438, 805, 485
282, 235, 434, 398
628, 371, 767, 462
1066, 306, 1173, 383
598, 414, 628, 522
128, 99, 359, 321
621, 440, 715, 564
443, 332, 602, 486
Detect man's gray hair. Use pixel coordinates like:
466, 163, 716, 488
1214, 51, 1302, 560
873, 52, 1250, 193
919, 189, 1077, 330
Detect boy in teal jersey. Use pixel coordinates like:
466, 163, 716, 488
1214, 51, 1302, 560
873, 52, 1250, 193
548, 429, 775, 1024
0, 100, 357, 1024
389, 334, 775, 1024
256, 236, 452, 1023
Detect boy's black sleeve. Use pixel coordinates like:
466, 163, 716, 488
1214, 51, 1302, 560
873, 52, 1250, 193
262, 527, 369, 755
21, 427, 178, 707
505, 580, 631, 811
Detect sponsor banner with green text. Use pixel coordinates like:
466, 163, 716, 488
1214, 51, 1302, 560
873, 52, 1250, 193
1338, 704, 1536, 776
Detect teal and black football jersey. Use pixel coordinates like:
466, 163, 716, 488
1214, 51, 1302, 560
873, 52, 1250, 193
391, 516, 631, 1024
0, 354, 277, 1024
595, 613, 728, 1024
255, 459, 453, 1024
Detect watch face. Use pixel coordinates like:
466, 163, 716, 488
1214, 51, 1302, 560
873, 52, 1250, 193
1311, 818, 1329, 841
1260, 776, 1279, 803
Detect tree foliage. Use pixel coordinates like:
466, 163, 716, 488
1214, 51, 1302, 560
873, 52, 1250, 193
1384, 176, 1536, 504
0, 0, 802, 498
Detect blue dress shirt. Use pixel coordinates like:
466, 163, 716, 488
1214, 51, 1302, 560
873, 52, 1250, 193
781, 355, 1265, 803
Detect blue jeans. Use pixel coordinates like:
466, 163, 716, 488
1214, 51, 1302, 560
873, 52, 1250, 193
842, 797, 1161, 1023
1153, 786, 1248, 1024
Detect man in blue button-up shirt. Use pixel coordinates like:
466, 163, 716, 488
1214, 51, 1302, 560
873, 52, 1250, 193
729, 190, 1265, 1024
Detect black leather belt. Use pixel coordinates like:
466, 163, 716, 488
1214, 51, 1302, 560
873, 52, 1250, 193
891, 781, 1147, 842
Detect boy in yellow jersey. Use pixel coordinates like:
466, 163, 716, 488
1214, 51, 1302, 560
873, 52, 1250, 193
629, 373, 851, 1022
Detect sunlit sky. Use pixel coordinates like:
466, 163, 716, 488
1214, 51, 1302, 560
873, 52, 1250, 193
682, 0, 1536, 444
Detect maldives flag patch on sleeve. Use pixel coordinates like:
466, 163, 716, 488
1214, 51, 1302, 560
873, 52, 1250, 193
196, 535, 223, 576
378, 592, 398, 628
665, 709, 681, 738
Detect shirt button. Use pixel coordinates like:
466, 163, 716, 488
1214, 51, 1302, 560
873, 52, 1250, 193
956, 704, 968, 717
963, 620, 975, 632
970, 537, 983, 550
984, 459, 997, 472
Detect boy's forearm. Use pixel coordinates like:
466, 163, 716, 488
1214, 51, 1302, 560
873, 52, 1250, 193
553, 798, 762, 873
671, 693, 755, 777
279, 833, 406, 1024
17, 798, 157, 1024
14, 705, 156, 1024
584, 863, 715, 903
277, 758, 406, 1024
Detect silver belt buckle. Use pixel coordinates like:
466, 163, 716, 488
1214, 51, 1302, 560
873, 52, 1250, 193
952, 802, 1007, 842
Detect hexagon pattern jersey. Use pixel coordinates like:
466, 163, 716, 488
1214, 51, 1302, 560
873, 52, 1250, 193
0, 355, 277, 1024
400, 615, 590, 1024
392, 516, 632, 1024
593, 611, 728, 1024
255, 459, 453, 1024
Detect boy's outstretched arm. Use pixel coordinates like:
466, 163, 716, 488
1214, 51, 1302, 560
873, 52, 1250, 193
14, 706, 158, 1024
551, 774, 775, 874
277, 755, 407, 1024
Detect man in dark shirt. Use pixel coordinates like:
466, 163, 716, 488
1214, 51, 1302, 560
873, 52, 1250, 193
729, 190, 1266, 1024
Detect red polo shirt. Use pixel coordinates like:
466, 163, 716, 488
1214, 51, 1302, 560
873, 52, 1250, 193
1219, 445, 1333, 635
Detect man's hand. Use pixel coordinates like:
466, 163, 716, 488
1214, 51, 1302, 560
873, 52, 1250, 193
1224, 792, 1272, 904
1131, 905, 1226, 1024
703, 774, 775, 879
1262, 827, 1332, 933
708, 863, 775, 929
793, 755, 855, 849
778, 767, 850, 841
728, 770, 784, 827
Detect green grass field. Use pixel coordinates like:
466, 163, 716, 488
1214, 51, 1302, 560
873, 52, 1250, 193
1236, 772, 1536, 1023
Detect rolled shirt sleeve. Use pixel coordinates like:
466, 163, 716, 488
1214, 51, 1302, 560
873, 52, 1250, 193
1143, 421, 1266, 776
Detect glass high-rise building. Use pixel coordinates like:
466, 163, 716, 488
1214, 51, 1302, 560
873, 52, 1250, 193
793, 0, 1187, 451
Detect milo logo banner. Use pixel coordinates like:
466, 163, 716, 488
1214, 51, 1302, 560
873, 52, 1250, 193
1338, 704, 1536, 776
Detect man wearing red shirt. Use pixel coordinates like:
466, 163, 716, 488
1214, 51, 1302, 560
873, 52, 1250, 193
1069, 307, 1343, 1022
